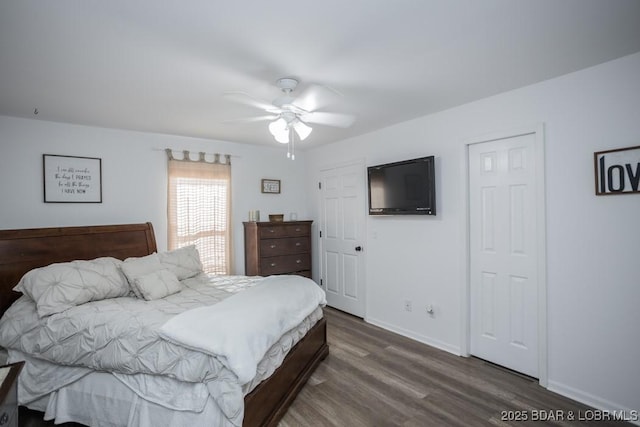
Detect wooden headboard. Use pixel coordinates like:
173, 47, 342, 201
0, 222, 157, 315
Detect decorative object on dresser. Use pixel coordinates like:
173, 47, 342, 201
268, 214, 284, 222
248, 210, 260, 222
244, 221, 312, 278
0, 361, 24, 427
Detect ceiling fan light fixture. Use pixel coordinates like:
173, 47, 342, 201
293, 120, 312, 141
268, 117, 287, 135
274, 131, 289, 144
269, 117, 290, 143
224, 76, 354, 153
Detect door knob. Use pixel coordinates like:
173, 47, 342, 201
355, 246, 362, 252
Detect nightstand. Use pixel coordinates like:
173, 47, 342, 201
0, 362, 23, 427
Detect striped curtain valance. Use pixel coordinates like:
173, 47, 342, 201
165, 149, 231, 165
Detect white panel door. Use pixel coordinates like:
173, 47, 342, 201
320, 163, 366, 317
469, 134, 539, 377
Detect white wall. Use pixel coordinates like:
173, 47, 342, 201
0, 116, 309, 274
306, 52, 640, 413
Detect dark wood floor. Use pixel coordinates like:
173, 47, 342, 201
279, 307, 631, 427
20, 307, 631, 426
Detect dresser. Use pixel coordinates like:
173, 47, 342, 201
0, 361, 23, 427
243, 220, 312, 278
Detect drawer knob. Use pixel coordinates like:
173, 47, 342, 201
270, 244, 276, 249
269, 229, 275, 233
296, 259, 301, 264
295, 228, 301, 232
295, 242, 301, 246
270, 263, 277, 267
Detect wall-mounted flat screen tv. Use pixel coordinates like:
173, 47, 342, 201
367, 156, 436, 215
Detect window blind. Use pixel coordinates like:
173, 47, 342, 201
167, 151, 232, 274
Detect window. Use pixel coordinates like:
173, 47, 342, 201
167, 152, 232, 274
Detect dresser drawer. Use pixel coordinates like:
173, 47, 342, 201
260, 237, 310, 257
259, 223, 310, 239
260, 254, 311, 275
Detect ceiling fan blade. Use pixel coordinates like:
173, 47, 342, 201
292, 83, 343, 112
222, 91, 278, 112
303, 111, 356, 128
222, 115, 279, 124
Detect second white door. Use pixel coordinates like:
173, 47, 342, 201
319, 162, 366, 317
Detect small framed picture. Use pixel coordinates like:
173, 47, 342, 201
261, 179, 281, 194
43, 154, 102, 203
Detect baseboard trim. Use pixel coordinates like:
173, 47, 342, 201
547, 380, 639, 426
365, 316, 461, 356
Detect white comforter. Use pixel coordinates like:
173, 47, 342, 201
160, 275, 326, 384
0, 274, 325, 426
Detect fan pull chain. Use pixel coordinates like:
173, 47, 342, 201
286, 126, 295, 160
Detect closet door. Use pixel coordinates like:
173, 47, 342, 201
469, 133, 539, 377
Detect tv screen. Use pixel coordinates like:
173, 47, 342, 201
367, 156, 436, 215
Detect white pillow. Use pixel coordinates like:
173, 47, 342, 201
158, 245, 203, 280
122, 253, 183, 300
133, 269, 182, 300
14, 257, 130, 317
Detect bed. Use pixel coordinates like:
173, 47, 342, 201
0, 222, 328, 427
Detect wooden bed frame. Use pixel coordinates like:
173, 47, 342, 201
0, 222, 328, 427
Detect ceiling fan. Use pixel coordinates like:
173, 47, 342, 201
224, 78, 355, 159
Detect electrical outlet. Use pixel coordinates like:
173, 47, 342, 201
404, 300, 412, 312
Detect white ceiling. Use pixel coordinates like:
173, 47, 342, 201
1, 0, 640, 149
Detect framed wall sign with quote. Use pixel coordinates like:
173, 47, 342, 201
594, 145, 640, 195
261, 179, 281, 194
43, 154, 103, 203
